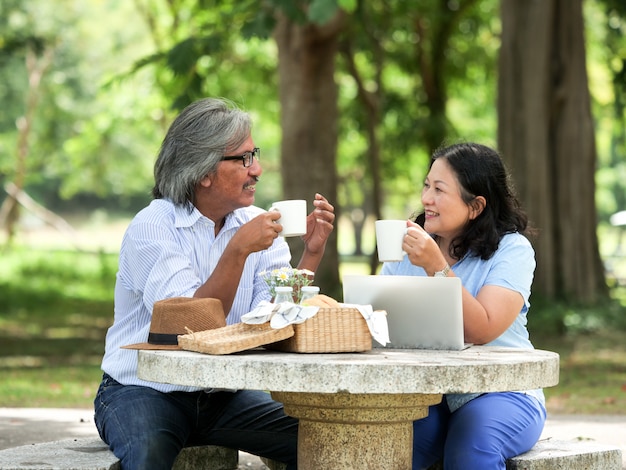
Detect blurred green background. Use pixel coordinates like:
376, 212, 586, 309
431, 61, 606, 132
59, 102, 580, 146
1, 0, 625, 413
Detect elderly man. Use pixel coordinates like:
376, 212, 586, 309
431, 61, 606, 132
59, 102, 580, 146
94, 98, 335, 470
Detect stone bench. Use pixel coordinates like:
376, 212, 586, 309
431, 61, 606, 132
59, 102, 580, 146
0, 436, 620, 469
0, 437, 287, 470
507, 439, 622, 469
428, 438, 622, 470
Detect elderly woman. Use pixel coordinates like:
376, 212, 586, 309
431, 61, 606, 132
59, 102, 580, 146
381, 143, 545, 469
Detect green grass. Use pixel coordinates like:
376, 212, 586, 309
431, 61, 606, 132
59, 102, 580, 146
1, 246, 626, 414
533, 330, 626, 414
0, 247, 115, 409
1, 366, 101, 408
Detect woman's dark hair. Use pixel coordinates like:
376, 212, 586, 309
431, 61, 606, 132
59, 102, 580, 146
415, 142, 533, 260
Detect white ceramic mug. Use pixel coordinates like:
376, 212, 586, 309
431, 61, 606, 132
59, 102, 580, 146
375, 220, 407, 262
270, 200, 307, 237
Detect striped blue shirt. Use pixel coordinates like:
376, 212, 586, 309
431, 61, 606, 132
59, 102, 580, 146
101, 199, 292, 392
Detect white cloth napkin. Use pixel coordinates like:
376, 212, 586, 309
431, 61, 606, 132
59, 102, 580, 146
242, 300, 390, 346
241, 300, 319, 328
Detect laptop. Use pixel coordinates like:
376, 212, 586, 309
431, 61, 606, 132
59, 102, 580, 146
342, 274, 469, 350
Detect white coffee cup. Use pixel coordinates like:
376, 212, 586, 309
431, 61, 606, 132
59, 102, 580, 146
270, 200, 307, 237
375, 220, 407, 262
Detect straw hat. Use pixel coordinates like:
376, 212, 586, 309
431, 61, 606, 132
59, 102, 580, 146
122, 297, 226, 350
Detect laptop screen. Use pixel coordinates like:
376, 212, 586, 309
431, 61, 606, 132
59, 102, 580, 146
343, 275, 466, 350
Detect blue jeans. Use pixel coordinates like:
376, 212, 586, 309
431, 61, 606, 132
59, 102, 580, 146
412, 392, 546, 470
94, 374, 298, 470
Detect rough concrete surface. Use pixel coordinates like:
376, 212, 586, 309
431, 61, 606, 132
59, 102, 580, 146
0, 408, 624, 469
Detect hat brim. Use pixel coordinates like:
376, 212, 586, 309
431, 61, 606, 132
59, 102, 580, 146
121, 343, 181, 350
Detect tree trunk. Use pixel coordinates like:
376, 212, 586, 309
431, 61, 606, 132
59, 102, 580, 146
414, 0, 479, 155
339, 34, 384, 275
274, 12, 345, 298
498, 0, 607, 302
1, 45, 53, 246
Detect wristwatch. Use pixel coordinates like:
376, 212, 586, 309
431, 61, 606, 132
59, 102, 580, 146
433, 263, 451, 278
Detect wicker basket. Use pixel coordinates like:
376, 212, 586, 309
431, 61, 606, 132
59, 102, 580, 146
265, 307, 372, 353
178, 322, 295, 355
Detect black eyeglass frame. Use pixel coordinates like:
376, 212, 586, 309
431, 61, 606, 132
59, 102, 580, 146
220, 147, 260, 168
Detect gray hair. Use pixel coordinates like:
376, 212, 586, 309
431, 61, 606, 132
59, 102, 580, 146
152, 98, 252, 209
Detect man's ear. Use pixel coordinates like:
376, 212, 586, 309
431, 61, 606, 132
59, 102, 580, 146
470, 196, 486, 220
200, 173, 213, 188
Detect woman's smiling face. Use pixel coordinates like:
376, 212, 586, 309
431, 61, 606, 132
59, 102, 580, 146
421, 158, 475, 241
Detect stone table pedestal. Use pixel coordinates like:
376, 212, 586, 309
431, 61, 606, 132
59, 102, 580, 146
272, 391, 441, 470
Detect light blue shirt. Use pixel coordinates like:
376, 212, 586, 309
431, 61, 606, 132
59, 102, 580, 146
101, 199, 292, 392
381, 232, 545, 411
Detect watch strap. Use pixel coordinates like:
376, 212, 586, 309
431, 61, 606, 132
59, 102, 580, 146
434, 263, 451, 277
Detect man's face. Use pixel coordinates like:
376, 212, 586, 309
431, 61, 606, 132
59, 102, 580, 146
201, 135, 262, 215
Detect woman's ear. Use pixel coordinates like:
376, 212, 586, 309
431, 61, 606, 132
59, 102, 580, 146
469, 196, 486, 220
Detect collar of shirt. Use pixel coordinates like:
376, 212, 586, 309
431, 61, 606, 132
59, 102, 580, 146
172, 203, 264, 233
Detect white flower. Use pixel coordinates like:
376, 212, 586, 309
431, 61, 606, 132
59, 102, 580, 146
258, 267, 314, 303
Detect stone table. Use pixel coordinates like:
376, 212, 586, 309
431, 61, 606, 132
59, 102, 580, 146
138, 347, 559, 470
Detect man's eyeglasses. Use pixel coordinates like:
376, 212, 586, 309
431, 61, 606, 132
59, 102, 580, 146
220, 148, 260, 168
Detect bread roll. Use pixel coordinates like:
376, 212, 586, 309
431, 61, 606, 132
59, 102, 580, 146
301, 294, 340, 307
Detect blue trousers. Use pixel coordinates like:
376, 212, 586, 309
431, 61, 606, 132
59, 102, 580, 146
412, 392, 546, 470
94, 374, 298, 470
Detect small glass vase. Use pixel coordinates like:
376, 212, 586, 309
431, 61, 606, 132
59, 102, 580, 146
273, 286, 295, 303
299, 286, 320, 304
